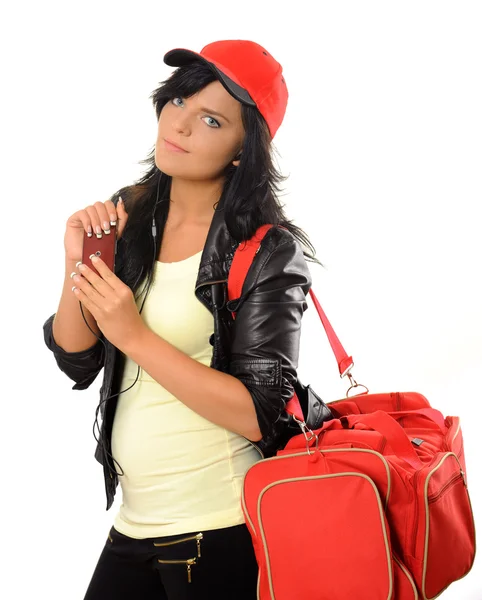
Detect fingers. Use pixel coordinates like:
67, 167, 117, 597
74, 210, 95, 238
114, 196, 129, 239
83, 202, 115, 240
79, 195, 127, 241
104, 199, 119, 225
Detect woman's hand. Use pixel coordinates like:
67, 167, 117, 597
64, 197, 129, 263
70, 253, 146, 352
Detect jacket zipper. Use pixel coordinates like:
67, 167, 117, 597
195, 274, 265, 463
194, 278, 228, 292
156, 557, 197, 583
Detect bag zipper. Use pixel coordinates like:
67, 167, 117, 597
421, 453, 475, 599
392, 553, 419, 599
153, 532, 203, 557
427, 472, 464, 504
156, 557, 197, 583
411, 469, 421, 556
411, 452, 467, 557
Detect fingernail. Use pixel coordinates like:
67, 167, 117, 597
118, 196, 123, 204
103, 221, 111, 234
75, 261, 82, 268
89, 253, 96, 260
70, 271, 76, 279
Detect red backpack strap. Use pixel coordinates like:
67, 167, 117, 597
229, 226, 355, 380
227, 224, 274, 313
227, 224, 305, 422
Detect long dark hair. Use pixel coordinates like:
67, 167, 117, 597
110, 61, 324, 301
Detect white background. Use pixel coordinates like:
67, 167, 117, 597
1, 1, 481, 598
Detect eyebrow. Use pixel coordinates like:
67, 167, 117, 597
199, 107, 231, 124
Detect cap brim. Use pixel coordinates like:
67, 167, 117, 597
163, 49, 256, 107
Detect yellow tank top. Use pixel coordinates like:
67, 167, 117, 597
111, 250, 262, 539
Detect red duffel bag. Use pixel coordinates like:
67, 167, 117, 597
230, 225, 476, 600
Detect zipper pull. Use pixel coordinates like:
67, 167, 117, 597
461, 470, 467, 487
186, 558, 196, 583
196, 532, 203, 558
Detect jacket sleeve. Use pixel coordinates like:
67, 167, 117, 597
227, 231, 312, 450
42, 313, 106, 390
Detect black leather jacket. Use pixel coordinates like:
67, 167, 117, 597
43, 197, 331, 510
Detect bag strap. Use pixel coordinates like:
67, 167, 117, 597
227, 224, 355, 422
385, 408, 446, 431
343, 411, 423, 469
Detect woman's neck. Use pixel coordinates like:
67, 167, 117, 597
168, 176, 223, 224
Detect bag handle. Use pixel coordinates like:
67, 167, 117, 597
228, 224, 355, 421
385, 408, 446, 431
343, 411, 423, 469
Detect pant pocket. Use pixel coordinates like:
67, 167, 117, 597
152, 531, 204, 584
156, 557, 198, 584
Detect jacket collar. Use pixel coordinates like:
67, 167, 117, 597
194, 194, 238, 291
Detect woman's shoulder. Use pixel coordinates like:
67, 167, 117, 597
261, 225, 305, 258
255, 225, 312, 284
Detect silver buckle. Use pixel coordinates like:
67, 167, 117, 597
345, 371, 369, 397
292, 414, 319, 453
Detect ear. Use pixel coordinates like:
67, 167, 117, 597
232, 150, 242, 167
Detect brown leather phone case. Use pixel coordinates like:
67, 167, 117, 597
81, 225, 117, 276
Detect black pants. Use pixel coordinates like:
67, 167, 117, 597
83, 523, 259, 600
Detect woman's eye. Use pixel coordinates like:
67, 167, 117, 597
202, 116, 220, 128
171, 98, 220, 128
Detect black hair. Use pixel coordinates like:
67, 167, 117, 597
109, 60, 324, 300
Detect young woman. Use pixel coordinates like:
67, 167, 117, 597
43, 39, 322, 600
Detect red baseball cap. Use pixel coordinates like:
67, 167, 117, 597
163, 40, 288, 139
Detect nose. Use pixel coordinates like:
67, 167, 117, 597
171, 111, 192, 135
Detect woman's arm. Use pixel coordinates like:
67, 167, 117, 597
121, 231, 311, 441
53, 256, 102, 350
124, 328, 262, 441
43, 256, 105, 390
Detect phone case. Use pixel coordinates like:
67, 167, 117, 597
81, 225, 117, 276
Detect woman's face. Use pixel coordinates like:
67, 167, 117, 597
155, 80, 245, 180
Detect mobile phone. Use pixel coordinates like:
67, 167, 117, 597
82, 224, 117, 276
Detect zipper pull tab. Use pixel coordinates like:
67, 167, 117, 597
196, 532, 203, 558
186, 559, 196, 583
461, 469, 467, 487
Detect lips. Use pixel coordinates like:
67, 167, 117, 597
164, 138, 188, 152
